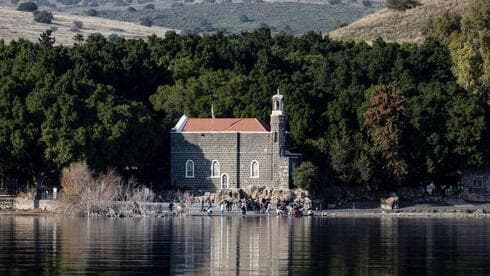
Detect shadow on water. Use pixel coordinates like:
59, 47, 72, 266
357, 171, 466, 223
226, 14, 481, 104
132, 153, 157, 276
1, 216, 490, 275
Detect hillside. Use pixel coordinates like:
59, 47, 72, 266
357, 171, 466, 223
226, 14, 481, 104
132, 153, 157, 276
95, 2, 381, 35
328, 0, 473, 43
0, 7, 178, 45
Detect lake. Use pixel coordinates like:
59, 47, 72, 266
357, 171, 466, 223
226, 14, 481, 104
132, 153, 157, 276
1, 215, 490, 275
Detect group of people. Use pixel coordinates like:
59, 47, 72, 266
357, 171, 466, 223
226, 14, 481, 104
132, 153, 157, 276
199, 197, 313, 216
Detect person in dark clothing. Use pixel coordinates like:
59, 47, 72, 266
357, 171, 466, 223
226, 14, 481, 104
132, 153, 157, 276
169, 202, 174, 212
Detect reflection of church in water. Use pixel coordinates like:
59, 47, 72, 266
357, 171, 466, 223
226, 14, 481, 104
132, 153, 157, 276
171, 217, 312, 275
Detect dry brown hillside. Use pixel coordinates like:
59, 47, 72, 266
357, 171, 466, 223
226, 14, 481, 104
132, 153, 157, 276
329, 0, 474, 44
0, 7, 178, 45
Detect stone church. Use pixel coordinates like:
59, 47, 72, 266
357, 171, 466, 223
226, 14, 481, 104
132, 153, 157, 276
170, 92, 301, 191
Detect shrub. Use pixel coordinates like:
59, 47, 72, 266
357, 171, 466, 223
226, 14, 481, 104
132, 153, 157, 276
127, 6, 136, 12
17, 1, 38, 11
239, 14, 250, 23
386, 0, 420, 11
293, 161, 320, 190
33, 10, 53, 24
140, 16, 153, 26
56, 0, 81, 5
333, 21, 348, 30
60, 162, 155, 216
144, 3, 154, 9
73, 20, 83, 29
361, 0, 371, 7
85, 8, 97, 16
107, 33, 119, 42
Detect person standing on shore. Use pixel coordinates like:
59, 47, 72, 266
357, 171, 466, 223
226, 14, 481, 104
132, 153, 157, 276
241, 201, 247, 215
266, 201, 272, 215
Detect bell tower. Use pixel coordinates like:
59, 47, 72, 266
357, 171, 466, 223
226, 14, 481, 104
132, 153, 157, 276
270, 89, 286, 156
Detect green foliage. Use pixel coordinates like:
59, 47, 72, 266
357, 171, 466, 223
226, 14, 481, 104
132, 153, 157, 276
0, 28, 486, 191
38, 30, 55, 47
85, 8, 97, 16
424, 0, 490, 96
385, 0, 419, 11
33, 10, 54, 24
56, 0, 81, 5
73, 20, 83, 29
293, 161, 319, 190
140, 16, 153, 27
17, 1, 38, 11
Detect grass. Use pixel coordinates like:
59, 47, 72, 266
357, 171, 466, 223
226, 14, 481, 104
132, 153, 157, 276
91, 2, 382, 35
328, 0, 473, 43
0, 7, 178, 45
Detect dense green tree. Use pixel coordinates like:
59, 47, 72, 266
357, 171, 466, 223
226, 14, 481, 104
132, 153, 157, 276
0, 27, 487, 192
293, 161, 319, 190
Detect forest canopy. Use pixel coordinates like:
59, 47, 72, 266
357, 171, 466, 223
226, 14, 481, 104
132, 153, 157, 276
0, 27, 488, 192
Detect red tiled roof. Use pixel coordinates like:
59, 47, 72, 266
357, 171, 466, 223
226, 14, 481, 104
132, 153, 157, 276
182, 118, 269, 132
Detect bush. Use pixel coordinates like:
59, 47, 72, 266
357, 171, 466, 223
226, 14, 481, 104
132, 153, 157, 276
140, 16, 153, 26
73, 20, 83, 29
85, 8, 97, 16
56, 0, 81, 5
33, 10, 53, 24
386, 0, 420, 11
144, 3, 154, 9
333, 21, 348, 30
17, 1, 38, 11
361, 0, 371, 7
239, 15, 250, 23
293, 161, 320, 190
127, 6, 136, 12
107, 33, 119, 42
60, 162, 155, 216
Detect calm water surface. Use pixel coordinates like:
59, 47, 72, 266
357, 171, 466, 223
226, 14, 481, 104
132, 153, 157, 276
1, 215, 490, 275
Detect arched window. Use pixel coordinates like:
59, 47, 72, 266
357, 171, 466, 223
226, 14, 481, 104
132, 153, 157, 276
221, 173, 229, 189
250, 160, 259, 178
185, 160, 194, 178
211, 160, 220, 178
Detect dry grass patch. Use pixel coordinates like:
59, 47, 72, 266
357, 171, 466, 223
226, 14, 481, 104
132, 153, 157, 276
329, 0, 473, 43
0, 7, 178, 45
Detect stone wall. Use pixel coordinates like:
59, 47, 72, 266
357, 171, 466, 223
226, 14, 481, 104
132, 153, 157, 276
462, 168, 490, 202
14, 199, 63, 211
171, 132, 278, 191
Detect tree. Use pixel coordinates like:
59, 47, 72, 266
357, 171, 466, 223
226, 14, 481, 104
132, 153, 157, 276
239, 15, 250, 23
85, 9, 97, 16
363, 84, 408, 179
140, 17, 153, 27
17, 2, 38, 11
38, 29, 55, 47
385, 0, 419, 11
33, 10, 53, 24
293, 161, 320, 190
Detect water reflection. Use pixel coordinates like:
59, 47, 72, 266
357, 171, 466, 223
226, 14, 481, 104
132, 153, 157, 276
2, 216, 490, 275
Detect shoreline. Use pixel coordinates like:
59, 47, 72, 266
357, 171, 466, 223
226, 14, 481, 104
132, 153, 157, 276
2, 205, 490, 218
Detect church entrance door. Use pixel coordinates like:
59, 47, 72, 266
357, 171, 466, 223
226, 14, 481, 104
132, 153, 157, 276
221, 173, 229, 189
